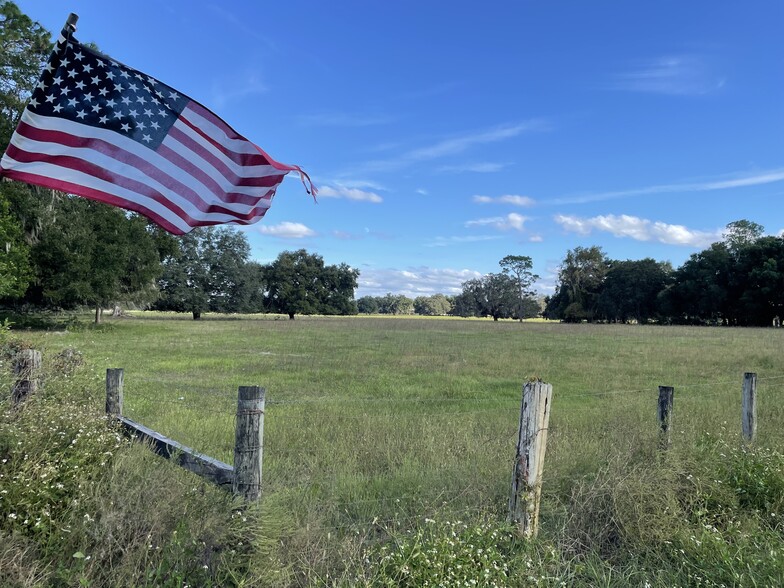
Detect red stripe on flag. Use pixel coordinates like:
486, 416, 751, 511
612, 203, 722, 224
12, 120, 273, 215
166, 125, 283, 189
2, 168, 187, 234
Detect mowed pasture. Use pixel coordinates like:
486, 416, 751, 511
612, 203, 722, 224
33, 315, 784, 582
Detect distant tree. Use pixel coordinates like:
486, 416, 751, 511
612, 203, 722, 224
454, 273, 518, 321
734, 236, 784, 326
544, 246, 609, 322
499, 255, 539, 322
357, 295, 380, 314
414, 293, 452, 316
663, 242, 734, 325
230, 261, 267, 314
723, 219, 765, 253
597, 258, 672, 323
264, 249, 359, 319
155, 227, 251, 320
376, 293, 414, 315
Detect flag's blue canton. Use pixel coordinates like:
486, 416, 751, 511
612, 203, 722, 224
28, 34, 187, 150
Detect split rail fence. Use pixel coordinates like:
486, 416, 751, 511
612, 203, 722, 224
10, 349, 762, 537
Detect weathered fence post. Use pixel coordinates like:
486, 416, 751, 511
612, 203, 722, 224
12, 349, 42, 404
509, 379, 552, 538
106, 368, 124, 417
742, 372, 757, 443
233, 386, 265, 502
657, 386, 674, 449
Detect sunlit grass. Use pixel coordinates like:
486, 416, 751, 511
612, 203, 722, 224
9, 313, 783, 585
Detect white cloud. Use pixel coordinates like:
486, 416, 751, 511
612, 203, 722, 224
609, 54, 725, 96
554, 214, 722, 247
357, 266, 483, 298
416, 188, 429, 196
465, 212, 529, 232
354, 120, 547, 173
473, 194, 536, 207
258, 221, 316, 239
318, 185, 383, 203
552, 168, 784, 205
528, 235, 543, 243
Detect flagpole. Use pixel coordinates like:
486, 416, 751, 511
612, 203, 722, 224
65, 13, 79, 33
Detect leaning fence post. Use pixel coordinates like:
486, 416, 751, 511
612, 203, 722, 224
509, 379, 552, 538
12, 349, 42, 404
106, 368, 124, 417
742, 372, 757, 443
233, 386, 265, 502
657, 386, 674, 449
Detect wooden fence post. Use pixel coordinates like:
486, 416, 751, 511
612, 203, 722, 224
106, 368, 124, 417
509, 379, 552, 538
233, 386, 265, 502
658, 386, 674, 449
12, 349, 42, 404
742, 372, 757, 443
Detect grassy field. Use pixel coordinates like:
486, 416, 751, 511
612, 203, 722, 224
3, 314, 784, 586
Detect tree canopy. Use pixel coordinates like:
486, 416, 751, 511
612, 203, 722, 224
264, 249, 359, 319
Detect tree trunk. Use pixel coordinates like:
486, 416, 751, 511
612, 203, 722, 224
288, 312, 295, 320
193, 311, 201, 320
95, 304, 101, 324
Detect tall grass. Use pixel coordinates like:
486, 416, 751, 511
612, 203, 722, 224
2, 314, 783, 585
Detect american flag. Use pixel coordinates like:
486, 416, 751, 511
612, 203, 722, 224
0, 29, 312, 235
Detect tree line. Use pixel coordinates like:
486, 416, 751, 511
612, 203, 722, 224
543, 220, 784, 327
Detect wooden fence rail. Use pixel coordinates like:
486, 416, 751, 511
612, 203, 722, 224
105, 368, 263, 501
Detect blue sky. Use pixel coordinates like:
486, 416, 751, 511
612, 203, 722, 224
17, 1, 784, 297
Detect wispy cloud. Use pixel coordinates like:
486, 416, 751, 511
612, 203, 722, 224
437, 162, 511, 174
551, 168, 784, 205
210, 72, 267, 109
357, 266, 483, 297
416, 188, 429, 196
473, 194, 536, 207
258, 221, 316, 239
609, 54, 725, 96
354, 120, 547, 173
554, 214, 722, 247
318, 185, 383, 203
465, 212, 529, 232
425, 235, 504, 248
205, 3, 277, 51
297, 113, 395, 127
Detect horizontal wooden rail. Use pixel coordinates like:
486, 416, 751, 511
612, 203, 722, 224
117, 415, 234, 488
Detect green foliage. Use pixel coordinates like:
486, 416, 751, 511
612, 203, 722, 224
544, 246, 609, 322
264, 249, 359, 319
0, 186, 31, 299
0, 0, 52, 149
27, 197, 162, 318
453, 273, 521, 320
598, 258, 672, 324
154, 227, 251, 319
500, 255, 540, 322
413, 294, 452, 316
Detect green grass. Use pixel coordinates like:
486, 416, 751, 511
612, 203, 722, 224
3, 313, 784, 586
